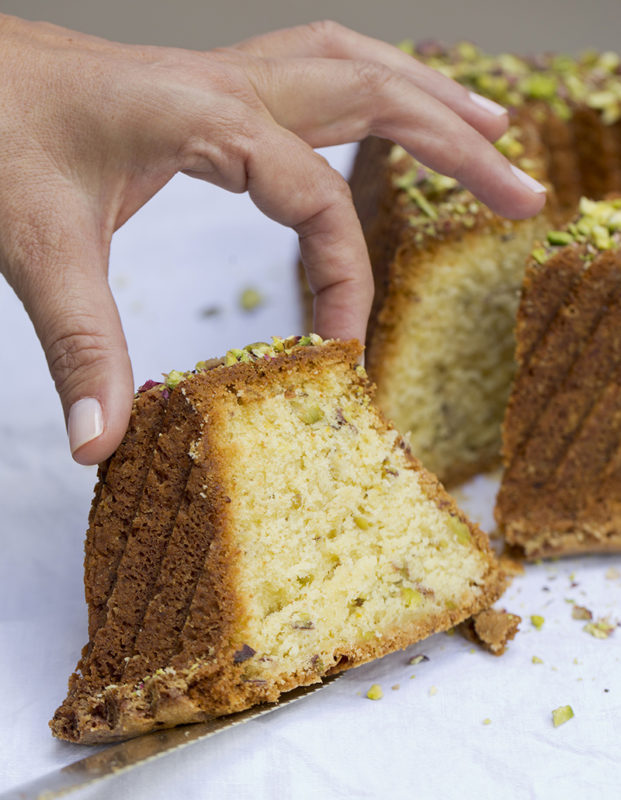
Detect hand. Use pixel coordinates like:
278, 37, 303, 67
0, 16, 546, 465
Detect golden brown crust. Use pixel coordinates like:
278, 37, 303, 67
496, 244, 621, 559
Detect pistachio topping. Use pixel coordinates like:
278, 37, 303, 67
413, 43, 621, 124
164, 370, 185, 390
533, 198, 621, 265
155, 334, 332, 393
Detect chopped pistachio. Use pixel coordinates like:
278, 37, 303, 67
532, 656, 544, 664
429, 686, 438, 696
547, 230, 573, 246
406, 186, 438, 218
482, 718, 492, 726
401, 586, 423, 608
552, 705, 574, 727
239, 287, 264, 312
408, 654, 429, 666
291, 402, 324, 425
164, 369, 186, 389
366, 684, 383, 700
531, 615, 545, 630
583, 618, 616, 638
447, 515, 472, 545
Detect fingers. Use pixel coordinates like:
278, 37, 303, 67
241, 122, 374, 343
244, 57, 546, 220
8, 207, 134, 465
234, 20, 508, 143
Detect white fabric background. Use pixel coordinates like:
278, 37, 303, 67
1, 145, 620, 800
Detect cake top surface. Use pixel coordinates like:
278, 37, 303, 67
136, 335, 362, 396
386, 126, 544, 245
401, 41, 621, 123
532, 196, 621, 265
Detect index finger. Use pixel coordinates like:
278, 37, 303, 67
243, 120, 373, 344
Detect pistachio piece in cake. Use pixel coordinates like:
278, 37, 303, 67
51, 336, 505, 743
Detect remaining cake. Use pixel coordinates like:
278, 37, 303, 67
51, 336, 506, 744
496, 198, 621, 558
338, 45, 621, 486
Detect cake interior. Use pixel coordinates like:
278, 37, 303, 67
211, 357, 497, 682
372, 213, 552, 486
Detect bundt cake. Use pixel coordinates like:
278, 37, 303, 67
343, 44, 621, 486
496, 197, 621, 558
51, 336, 505, 743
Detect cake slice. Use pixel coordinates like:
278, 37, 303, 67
349, 121, 554, 486
51, 336, 505, 743
496, 198, 621, 557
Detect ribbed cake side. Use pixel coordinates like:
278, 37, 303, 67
83, 388, 169, 640
497, 199, 621, 557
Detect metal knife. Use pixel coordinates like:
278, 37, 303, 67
2, 675, 340, 800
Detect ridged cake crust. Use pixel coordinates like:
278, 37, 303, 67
51, 339, 505, 743
496, 200, 621, 557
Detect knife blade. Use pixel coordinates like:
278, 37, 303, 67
2, 675, 340, 800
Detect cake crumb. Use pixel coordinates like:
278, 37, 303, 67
458, 608, 521, 655
498, 550, 525, 577
605, 568, 620, 580
391, 684, 400, 691
571, 605, 593, 621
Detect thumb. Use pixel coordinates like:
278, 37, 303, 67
15, 226, 134, 466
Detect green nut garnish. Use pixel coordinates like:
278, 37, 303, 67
366, 684, 383, 700
447, 516, 472, 545
406, 186, 439, 219
547, 230, 573, 246
532, 656, 544, 664
296, 404, 324, 425
532, 247, 548, 264
239, 287, 264, 312
164, 370, 185, 389
552, 705, 574, 727
401, 587, 423, 608
531, 615, 545, 630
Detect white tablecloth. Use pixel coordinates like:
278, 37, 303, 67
1, 145, 620, 800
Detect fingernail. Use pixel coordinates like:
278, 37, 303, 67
68, 397, 104, 455
469, 91, 507, 117
510, 164, 547, 194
